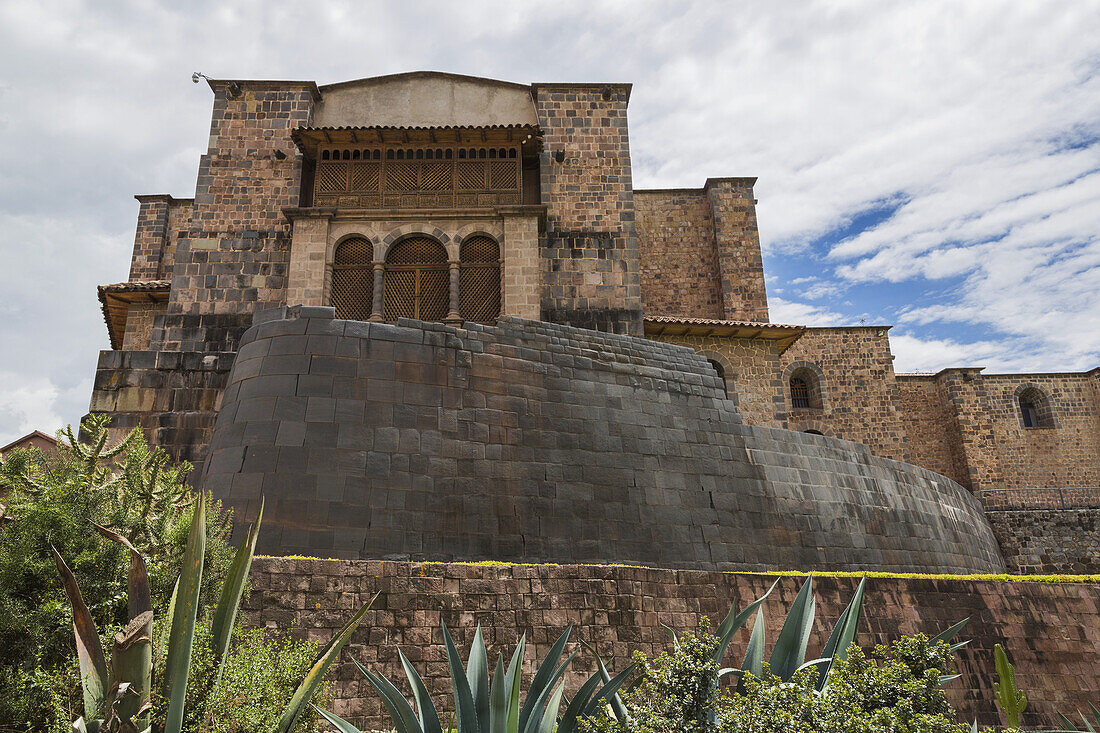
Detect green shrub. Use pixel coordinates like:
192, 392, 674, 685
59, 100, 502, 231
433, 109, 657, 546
0, 417, 234, 732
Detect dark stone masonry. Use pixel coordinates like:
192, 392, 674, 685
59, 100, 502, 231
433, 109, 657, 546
987, 508, 1100, 573
203, 307, 1004, 573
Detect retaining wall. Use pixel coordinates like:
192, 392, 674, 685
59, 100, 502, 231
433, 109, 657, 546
988, 508, 1100, 573
244, 558, 1100, 730
203, 309, 1003, 573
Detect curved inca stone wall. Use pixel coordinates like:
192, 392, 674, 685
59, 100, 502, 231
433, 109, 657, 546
202, 308, 1005, 573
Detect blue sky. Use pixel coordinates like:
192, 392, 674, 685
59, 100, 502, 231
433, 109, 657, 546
0, 0, 1098, 444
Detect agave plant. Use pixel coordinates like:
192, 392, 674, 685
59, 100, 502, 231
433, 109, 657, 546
316, 623, 635, 733
53, 493, 375, 733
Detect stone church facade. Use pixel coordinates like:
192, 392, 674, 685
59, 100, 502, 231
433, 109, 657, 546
89, 72, 1099, 571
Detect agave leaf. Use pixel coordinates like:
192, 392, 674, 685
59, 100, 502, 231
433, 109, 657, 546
443, 620, 481, 733
164, 492, 206, 733
522, 652, 577, 733
1058, 712, 1079, 730
488, 653, 508, 733
51, 545, 108, 720
210, 496, 263, 682
583, 648, 632, 725
768, 574, 815, 682
557, 670, 604, 733
400, 647, 443, 733
503, 635, 526, 733
969, 721, 978, 733
467, 625, 490, 733
518, 626, 572, 733
993, 643, 1026, 729
931, 617, 969, 645
740, 606, 767, 680
938, 673, 961, 685
950, 640, 970, 653
816, 576, 866, 691
91, 521, 151, 618
715, 579, 779, 663
110, 610, 154, 725
1081, 710, 1098, 733
314, 704, 364, 733
278, 593, 378, 733
660, 622, 679, 650
537, 684, 564, 733
1090, 702, 1100, 728
357, 661, 422, 733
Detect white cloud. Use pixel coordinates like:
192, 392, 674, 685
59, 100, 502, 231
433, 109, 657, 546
0, 374, 64, 447
768, 298, 848, 327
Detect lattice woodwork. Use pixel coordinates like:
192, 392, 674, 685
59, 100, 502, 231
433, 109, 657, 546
330, 237, 374, 321
384, 237, 450, 321
314, 146, 522, 209
459, 236, 501, 323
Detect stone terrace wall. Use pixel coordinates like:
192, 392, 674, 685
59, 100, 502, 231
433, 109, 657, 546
244, 558, 1100, 730
203, 309, 1003, 573
987, 509, 1100, 573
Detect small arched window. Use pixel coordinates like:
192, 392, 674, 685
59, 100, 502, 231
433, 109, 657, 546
706, 359, 728, 399
804, 429, 824, 436
459, 236, 501, 323
330, 237, 374, 321
789, 367, 823, 410
383, 236, 449, 322
1018, 386, 1055, 429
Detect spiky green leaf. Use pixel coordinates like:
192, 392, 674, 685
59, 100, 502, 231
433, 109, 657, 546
51, 545, 108, 720
488, 653, 508, 733
400, 647, 443, 733
518, 626, 572, 733
740, 606, 766, 681
315, 705, 363, 733
467, 625, 490, 733
164, 492, 206, 733
503, 635, 526, 733
768, 574, 815, 682
557, 671, 604, 733
210, 497, 263, 682
358, 661, 423, 733
816, 575, 866, 691
537, 684, 564, 733
443, 621, 481, 733
715, 579, 779, 664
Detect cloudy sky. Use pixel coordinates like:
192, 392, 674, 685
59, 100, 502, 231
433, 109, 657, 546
0, 0, 1098, 444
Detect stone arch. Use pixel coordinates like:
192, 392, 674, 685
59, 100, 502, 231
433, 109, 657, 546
1014, 383, 1056, 429
381, 225, 453, 260
696, 349, 739, 406
453, 222, 504, 246
383, 235, 450, 322
796, 419, 833, 438
783, 361, 828, 413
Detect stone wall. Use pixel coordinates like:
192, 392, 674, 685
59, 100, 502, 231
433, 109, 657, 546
779, 327, 908, 461
202, 309, 1003, 573
987, 509, 1100, 573
896, 369, 1100, 491
121, 301, 167, 351
706, 178, 769, 322
128, 195, 193, 281
534, 84, 642, 335
88, 348, 233, 465
244, 558, 1100, 730
635, 189, 723, 319
646, 333, 783, 427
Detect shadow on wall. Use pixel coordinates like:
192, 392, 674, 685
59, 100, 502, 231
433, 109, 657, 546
203, 308, 1005, 574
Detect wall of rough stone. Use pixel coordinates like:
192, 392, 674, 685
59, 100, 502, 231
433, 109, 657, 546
987, 509, 1100, 573
202, 309, 1002, 573
534, 84, 642, 335
895, 375, 971, 487
706, 178, 769, 322
646, 333, 782, 427
121, 302, 167, 351
778, 327, 908, 461
87, 348, 233, 465
635, 189, 723, 319
244, 558, 1100, 730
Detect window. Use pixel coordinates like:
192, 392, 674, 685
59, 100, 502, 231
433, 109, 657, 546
788, 366, 824, 411
383, 237, 449, 322
459, 236, 501, 323
1017, 386, 1055, 429
329, 237, 374, 321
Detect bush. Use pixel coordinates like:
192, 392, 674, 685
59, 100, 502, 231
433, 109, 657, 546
0, 417, 234, 732
584, 628, 994, 733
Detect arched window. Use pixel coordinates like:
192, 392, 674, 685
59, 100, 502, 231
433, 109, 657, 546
706, 359, 728, 399
789, 367, 823, 410
459, 236, 501, 323
330, 237, 374, 321
383, 236, 449, 322
804, 429, 824, 436
1017, 386, 1055, 429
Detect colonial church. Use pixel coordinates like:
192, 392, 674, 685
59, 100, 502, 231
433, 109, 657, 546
90, 72, 1098, 568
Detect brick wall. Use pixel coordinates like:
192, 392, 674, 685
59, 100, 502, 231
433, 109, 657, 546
647, 333, 783, 427
635, 189, 722, 319
202, 309, 1002, 573
706, 178, 769, 322
121, 301, 167, 351
244, 558, 1100, 730
778, 327, 908, 460
987, 509, 1100, 573
534, 84, 642, 335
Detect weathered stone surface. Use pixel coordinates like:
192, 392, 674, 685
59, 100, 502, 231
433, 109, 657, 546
988, 508, 1100, 573
244, 558, 1100, 730
204, 311, 1003, 573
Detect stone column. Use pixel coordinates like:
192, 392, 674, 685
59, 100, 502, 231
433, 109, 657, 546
370, 263, 384, 322
446, 260, 462, 324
